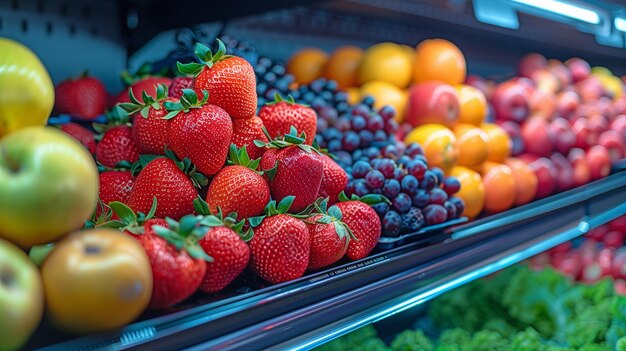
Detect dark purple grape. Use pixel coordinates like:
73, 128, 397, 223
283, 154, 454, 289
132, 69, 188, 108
353, 179, 370, 197
319, 106, 338, 123
384, 119, 399, 134
383, 211, 402, 237
351, 115, 367, 131
352, 104, 370, 117
382, 179, 401, 198
324, 128, 342, 140
448, 196, 465, 218
335, 91, 348, 102
393, 168, 405, 182
341, 131, 360, 152
444, 201, 457, 220
407, 160, 427, 180
371, 202, 390, 216
365, 170, 385, 189
374, 130, 387, 142
345, 181, 355, 196
405, 143, 424, 157
317, 118, 329, 131
401, 207, 424, 233
411, 189, 430, 208
352, 149, 364, 161
370, 188, 382, 195
364, 147, 381, 159
420, 171, 437, 190
401, 175, 419, 195
379, 105, 395, 121
352, 160, 372, 178
310, 79, 325, 93
359, 130, 374, 147
367, 115, 385, 132
392, 193, 412, 213
429, 188, 448, 205
336, 117, 351, 132
326, 80, 338, 91
423, 204, 448, 225
328, 139, 342, 152
381, 145, 399, 159
375, 159, 396, 178
362, 96, 376, 108
413, 155, 428, 165
442, 176, 461, 195
397, 155, 412, 167
430, 167, 445, 184
334, 151, 352, 168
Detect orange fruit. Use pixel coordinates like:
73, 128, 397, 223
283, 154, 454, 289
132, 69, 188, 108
505, 158, 538, 206
413, 39, 466, 85
360, 81, 407, 122
405, 124, 458, 171
481, 123, 512, 163
322, 46, 364, 89
357, 42, 413, 88
449, 166, 484, 219
456, 85, 487, 126
481, 162, 516, 214
287, 48, 328, 84
453, 123, 488, 167
346, 87, 361, 105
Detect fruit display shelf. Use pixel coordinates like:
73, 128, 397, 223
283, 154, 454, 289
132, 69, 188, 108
31, 171, 626, 350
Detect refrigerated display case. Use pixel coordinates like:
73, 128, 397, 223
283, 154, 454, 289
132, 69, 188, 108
2, 0, 626, 350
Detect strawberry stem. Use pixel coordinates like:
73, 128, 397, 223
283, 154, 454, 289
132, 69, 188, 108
118, 83, 169, 118
163, 89, 209, 119
152, 215, 214, 262
176, 39, 233, 76
227, 144, 262, 172
337, 191, 391, 205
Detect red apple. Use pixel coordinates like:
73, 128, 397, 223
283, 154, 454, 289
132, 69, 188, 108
531, 69, 560, 94
548, 59, 572, 87
596, 97, 615, 120
611, 115, 626, 139
510, 77, 535, 94
530, 89, 556, 120
551, 241, 572, 254
550, 117, 575, 155
550, 152, 575, 192
572, 118, 597, 150
556, 91, 580, 121
519, 53, 547, 78
491, 81, 530, 123
566, 57, 591, 83
588, 114, 609, 135
610, 215, 626, 233
603, 231, 624, 249
577, 76, 606, 102
405, 82, 459, 127
519, 154, 557, 199
598, 130, 625, 161
521, 117, 555, 157
612, 96, 626, 117
586, 145, 611, 180
568, 148, 592, 187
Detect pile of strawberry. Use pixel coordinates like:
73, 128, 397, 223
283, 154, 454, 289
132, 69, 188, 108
59, 40, 387, 309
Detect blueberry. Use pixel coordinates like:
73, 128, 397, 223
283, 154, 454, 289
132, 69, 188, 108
371, 202, 390, 216
423, 204, 448, 225
352, 150, 364, 163
365, 170, 385, 189
381, 145, 399, 159
367, 115, 385, 132
401, 175, 419, 195
362, 95, 376, 108
401, 207, 425, 233
430, 167, 445, 184
448, 196, 465, 218
392, 193, 412, 213
442, 176, 461, 195
420, 171, 437, 190
429, 188, 448, 205
376, 158, 396, 178
341, 131, 361, 152
383, 211, 402, 237
352, 104, 370, 117
353, 179, 370, 197
444, 201, 457, 220
359, 130, 374, 147
407, 160, 427, 180
393, 167, 405, 182
364, 147, 381, 159
334, 151, 352, 168
383, 179, 401, 198
374, 130, 388, 142
411, 189, 430, 208
379, 105, 396, 121
328, 139, 341, 152
405, 143, 424, 157
398, 155, 412, 168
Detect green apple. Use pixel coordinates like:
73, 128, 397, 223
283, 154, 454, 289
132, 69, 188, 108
0, 237, 44, 351
0, 127, 99, 248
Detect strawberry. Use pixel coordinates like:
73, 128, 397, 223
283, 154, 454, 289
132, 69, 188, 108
99, 170, 134, 206
248, 197, 310, 284
55, 74, 107, 119
305, 199, 355, 270
140, 215, 212, 308
118, 84, 171, 155
59, 122, 96, 154
169, 77, 194, 99
116, 75, 173, 104
177, 40, 257, 119
232, 116, 268, 160
259, 94, 317, 145
206, 145, 270, 219
94, 108, 140, 167
126, 152, 207, 220
195, 208, 251, 293
318, 154, 348, 205
335, 192, 387, 260
258, 128, 323, 213
164, 89, 233, 176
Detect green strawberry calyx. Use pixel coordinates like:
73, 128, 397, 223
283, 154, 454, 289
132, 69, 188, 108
227, 144, 262, 174
254, 126, 321, 154
176, 39, 232, 76
338, 191, 391, 205
152, 215, 214, 262
193, 197, 254, 242
264, 93, 310, 107
93, 105, 131, 135
162, 88, 209, 119
130, 148, 209, 188
96, 197, 158, 235
96, 161, 133, 173
117, 83, 169, 118
309, 197, 357, 246
248, 195, 307, 228
84, 200, 115, 228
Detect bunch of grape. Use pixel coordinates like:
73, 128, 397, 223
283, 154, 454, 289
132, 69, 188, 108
346, 143, 465, 237
315, 97, 399, 168
255, 57, 295, 107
